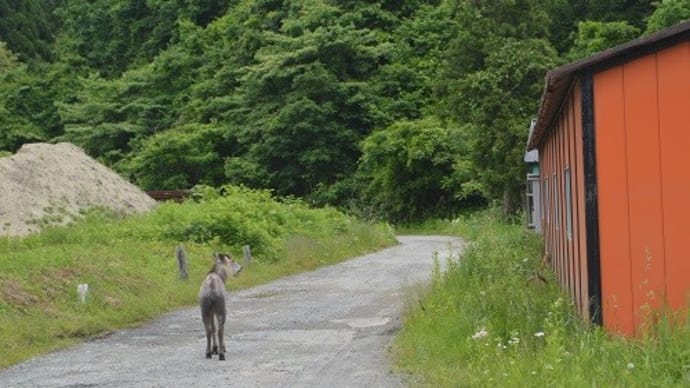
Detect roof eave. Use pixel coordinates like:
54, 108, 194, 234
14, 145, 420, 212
528, 20, 690, 151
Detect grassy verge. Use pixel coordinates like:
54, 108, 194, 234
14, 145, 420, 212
394, 210, 690, 387
0, 186, 396, 369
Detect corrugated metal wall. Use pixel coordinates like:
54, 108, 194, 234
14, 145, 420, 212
593, 42, 690, 336
540, 83, 590, 320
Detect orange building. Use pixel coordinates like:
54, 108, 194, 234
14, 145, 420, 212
527, 21, 690, 336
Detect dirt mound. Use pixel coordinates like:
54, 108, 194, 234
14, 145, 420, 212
0, 142, 157, 237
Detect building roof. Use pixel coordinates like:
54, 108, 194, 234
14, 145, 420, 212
528, 20, 690, 150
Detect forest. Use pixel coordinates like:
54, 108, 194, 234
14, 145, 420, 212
1, 0, 688, 222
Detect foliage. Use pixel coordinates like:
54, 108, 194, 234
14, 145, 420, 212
439, 0, 559, 214
54, 0, 232, 77
0, 186, 396, 368
645, 0, 690, 34
56, 32, 205, 165
0, 41, 19, 72
56, 72, 143, 164
123, 124, 232, 190
544, 0, 654, 53
224, 2, 397, 200
371, 2, 457, 122
0, 63, 64, 152
580, 0, 655, 26
395, 211, 690, 386
0, 0, 60, 62
150, 185, 302, 254
567, 20, 641, 60
147, 185, 376, 259
1, 0, 676, 219
358, 118, 479, 223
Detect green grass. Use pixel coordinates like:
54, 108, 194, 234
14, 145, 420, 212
394, 210, 690, 387
0, 186, 396, 369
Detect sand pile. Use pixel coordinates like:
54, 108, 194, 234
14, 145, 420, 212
0, 142, 157, 237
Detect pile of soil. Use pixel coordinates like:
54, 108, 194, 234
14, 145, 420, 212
0, 142, 157, 237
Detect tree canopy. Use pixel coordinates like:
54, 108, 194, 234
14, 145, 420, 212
0, 0, 681, 220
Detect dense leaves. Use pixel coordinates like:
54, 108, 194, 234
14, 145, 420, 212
567, 20, 640, 60
54, 0, 232, 77
0, 0, 682, 220
124, 124, 231, 190
227, 14, 391, 198
645, 0, 690, 34
437, 0, 558, 214
0, 0, 60, 62
359, 118, 478, 222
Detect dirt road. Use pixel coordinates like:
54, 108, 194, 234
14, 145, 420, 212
0, 235, 463, 387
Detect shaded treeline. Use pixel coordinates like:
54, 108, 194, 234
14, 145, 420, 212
1, 0, 687, 221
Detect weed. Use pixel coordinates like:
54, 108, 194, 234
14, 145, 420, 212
394, 209, 690, 387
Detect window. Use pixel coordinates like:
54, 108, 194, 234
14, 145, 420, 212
526, 173, 540, 231
526, 180, 535, 228
565, 168, 573, 240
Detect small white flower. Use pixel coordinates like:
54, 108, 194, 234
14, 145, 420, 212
627, 362, 635, 370
534, 331, 545, 337
509, 336, 520, 345
471, 327, 488, 340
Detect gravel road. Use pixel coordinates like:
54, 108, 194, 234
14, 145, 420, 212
0, 235, 463, 388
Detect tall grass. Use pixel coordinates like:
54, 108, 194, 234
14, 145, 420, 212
0, 185, 396, 369
394, 210, 690, 387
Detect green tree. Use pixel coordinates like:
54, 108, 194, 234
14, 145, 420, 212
566, 20, 640, 60
358, 118, 475, 222
645, 0, 690, 34
0, 0, 61, 62
582, 0, 654, 26
544, 0, 653, 53
438, 0, 559, 215
226, 1, 395, 200
178, 3, 272, 124
0, 41, 18, 72
57, 21, 205, 165
54, 0, 231, 77
0, 62, 65, 151
372, 2, 457, 123
124, 124, 231, 189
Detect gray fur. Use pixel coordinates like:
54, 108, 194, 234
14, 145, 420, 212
199, 252, 242, 360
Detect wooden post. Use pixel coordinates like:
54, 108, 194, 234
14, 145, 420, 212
176, 245, 188, 280
77, 283, 89, 303
242, 245, 252, 265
